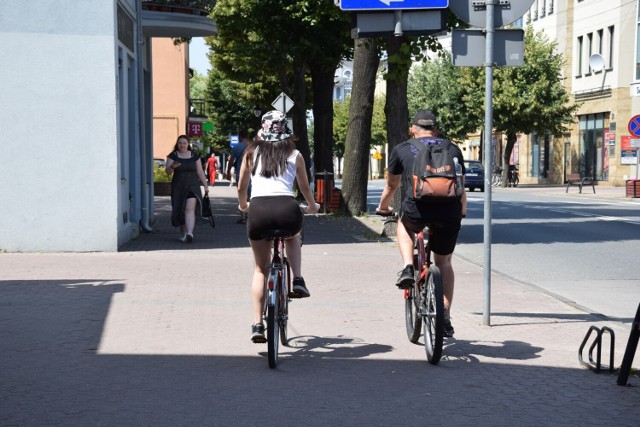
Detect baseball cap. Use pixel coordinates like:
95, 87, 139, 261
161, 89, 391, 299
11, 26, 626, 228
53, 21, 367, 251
257, 110, 293, 142
412, 110, 437, 129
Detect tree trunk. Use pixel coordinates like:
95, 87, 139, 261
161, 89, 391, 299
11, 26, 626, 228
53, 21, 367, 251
310, 64, 337, 175
342, 38, 380, 216
290, 62, 312, 180
502, 131, 517, 187
383, 35, 410, 236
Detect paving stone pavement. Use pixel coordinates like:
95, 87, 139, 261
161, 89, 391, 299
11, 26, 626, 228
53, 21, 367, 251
1, 181, 639, 426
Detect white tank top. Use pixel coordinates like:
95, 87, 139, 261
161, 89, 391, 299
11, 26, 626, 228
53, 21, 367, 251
250, 149, 299, 198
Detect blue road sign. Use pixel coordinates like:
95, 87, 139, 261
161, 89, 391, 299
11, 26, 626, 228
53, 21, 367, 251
338, 0, 448, 11
628, 115, 640, 137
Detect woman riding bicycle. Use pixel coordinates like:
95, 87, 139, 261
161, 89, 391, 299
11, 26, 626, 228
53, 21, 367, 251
237, 110, 319, 343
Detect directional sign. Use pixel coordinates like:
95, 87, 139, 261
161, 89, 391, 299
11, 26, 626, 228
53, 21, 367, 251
337, 0, 448, 11
272, 92, 294, 114
628, 114, 640, 137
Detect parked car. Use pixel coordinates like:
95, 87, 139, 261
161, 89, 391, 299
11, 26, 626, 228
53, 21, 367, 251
154, 158, 166, 168
464, 160, 484, 192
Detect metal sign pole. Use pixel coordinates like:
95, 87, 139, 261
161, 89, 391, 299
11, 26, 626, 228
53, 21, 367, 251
483, 0, 495, 327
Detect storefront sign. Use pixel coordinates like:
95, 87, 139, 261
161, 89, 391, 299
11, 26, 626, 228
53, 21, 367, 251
188, 122, 202, 137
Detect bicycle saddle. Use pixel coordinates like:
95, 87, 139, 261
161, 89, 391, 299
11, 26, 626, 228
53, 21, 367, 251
262, 229, 293, 240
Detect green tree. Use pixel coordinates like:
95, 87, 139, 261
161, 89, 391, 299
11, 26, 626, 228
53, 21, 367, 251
189, 70, 208, 100
408, 52, 483, 141
333, 94, 386, 178
492, 26, 579, 185
209, 0, 351, 178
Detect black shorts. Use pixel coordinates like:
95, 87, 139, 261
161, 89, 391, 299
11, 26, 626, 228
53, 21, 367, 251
400, 213, 461, 256
247, 196, 303, 241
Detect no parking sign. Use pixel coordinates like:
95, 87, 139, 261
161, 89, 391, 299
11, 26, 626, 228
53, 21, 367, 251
627, 115, 640, 137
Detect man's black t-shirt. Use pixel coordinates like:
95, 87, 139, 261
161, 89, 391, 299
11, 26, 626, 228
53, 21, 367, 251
387, 137, 465, 221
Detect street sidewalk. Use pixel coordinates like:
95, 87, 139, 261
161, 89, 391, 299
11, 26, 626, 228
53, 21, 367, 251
1, 181, 638, 426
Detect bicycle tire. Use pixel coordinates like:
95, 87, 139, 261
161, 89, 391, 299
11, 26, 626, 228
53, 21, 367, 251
267, 294, 279, 369
279, 261, 289, 346
405, 255, 422, 343
512, 176, 519, 187
423, 265, 444, 365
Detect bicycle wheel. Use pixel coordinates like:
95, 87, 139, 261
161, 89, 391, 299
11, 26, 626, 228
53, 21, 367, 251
512, 176, 519, 187
279, 262, 289, 346
405, 255, 422, 343
423, 265, 444, 365
267, 291, 280, 369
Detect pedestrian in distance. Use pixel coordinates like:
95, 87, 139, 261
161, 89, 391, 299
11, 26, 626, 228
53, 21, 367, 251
165, 135, 209, 243
236, 110, 320, 343
376, 110, 467, 337
227, 129, 251, 223
206, 152, 219, 186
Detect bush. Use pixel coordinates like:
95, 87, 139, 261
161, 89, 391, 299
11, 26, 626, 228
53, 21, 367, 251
154, 166, 172, 182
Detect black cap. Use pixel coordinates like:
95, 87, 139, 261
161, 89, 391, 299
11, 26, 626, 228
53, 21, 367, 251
412, 110, 437, 129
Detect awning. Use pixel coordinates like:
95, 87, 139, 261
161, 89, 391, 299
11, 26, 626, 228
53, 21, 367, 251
141, 10, 217, 38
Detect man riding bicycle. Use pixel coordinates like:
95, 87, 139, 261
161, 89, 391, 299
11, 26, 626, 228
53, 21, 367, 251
376, 110, 467, 337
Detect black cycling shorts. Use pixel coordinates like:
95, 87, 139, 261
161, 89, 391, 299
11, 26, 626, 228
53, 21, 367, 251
400, 213, 461, 256
247, 196, 303, 241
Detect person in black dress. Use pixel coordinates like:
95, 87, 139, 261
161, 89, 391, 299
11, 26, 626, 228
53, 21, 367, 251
165, 135, 209, 243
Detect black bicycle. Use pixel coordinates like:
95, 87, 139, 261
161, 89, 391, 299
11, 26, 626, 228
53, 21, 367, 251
262, 231, 292, 368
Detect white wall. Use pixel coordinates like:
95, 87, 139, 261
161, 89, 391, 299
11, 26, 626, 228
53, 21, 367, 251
0, 1, 119, 251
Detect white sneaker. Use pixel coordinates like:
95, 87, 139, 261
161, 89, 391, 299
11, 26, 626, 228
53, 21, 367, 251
179, 234, 187, 242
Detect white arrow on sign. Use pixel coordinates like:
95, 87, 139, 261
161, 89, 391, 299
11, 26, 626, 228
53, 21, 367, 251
271, 92, 294, 114
380, 0, 403, 5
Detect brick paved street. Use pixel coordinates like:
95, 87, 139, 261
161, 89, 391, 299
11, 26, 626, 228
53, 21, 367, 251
1, 182, 638, 426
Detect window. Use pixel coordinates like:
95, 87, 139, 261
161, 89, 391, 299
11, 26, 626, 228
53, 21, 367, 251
586, 33, 593, 74
597, 29, 603, 54
579, 113, 607, 181
577, 36, 583, 76
530, 133, 549, 178
608, 26, 614, 70
549, 0, 554, 14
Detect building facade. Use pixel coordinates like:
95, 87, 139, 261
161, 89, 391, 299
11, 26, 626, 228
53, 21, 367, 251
0, 0, 215, 252
522, 0, 639, 186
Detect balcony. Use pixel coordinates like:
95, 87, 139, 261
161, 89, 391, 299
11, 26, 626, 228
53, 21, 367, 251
189, 98, 211, 122
141, 1, 217, 38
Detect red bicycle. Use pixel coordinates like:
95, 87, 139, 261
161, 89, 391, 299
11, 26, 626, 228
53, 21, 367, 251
381, 212, 445, 364
407, 226, 445, 364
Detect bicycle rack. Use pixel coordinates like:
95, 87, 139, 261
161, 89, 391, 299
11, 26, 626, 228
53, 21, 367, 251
578, 326, 616, 373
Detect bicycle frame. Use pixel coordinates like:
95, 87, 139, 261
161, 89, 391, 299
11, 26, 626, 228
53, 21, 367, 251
266, 238, 290, 306
264, 235, 291, 368
405, 229, 431, 299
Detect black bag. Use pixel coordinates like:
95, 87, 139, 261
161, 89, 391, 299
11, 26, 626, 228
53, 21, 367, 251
201, 194, 215, 228
409, 138, 462, 202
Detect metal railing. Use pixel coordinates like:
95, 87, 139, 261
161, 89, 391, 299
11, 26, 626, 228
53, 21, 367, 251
141, 1, 215, 16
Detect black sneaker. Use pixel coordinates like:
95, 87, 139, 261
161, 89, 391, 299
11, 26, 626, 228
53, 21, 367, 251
444, 317, 455, 338
291, 277, 310, 298
396, 265, 415, 289
251, 323, 266, 343
185, 233, 193, 243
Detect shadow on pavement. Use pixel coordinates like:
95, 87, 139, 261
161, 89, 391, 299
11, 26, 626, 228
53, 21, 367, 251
2, 278, 639, 426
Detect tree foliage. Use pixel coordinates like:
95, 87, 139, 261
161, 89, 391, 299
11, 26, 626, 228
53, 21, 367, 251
493, 26, 578, 138
408, 52, 483, 141
207, 0, 352, 176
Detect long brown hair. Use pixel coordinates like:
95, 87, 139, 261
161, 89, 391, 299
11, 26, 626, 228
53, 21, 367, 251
245, 136, 297, 178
